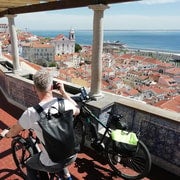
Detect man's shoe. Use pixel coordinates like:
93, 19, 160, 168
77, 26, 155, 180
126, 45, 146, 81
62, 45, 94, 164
64, 175, 72, 180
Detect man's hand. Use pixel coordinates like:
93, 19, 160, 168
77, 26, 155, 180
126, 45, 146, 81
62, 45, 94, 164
0, 129, 9, 138
57, 81, 66, 96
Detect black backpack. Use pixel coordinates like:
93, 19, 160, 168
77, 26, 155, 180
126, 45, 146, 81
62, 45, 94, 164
34, 98, 77, 162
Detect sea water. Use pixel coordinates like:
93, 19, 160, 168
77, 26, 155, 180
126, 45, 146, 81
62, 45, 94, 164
30, 30, 180, 53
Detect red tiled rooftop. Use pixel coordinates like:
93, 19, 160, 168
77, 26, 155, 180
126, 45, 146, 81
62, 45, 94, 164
53, 34, 66, 41
0, 90, 179, 180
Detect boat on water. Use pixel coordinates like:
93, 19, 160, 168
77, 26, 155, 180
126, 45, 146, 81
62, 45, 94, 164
103, 40, 127, 48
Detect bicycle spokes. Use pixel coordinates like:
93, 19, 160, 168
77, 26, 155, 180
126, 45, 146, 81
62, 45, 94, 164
12, 137, 34, 178
106, 139, 151, 179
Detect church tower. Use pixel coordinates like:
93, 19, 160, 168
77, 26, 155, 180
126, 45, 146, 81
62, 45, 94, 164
69, 28, 75, 41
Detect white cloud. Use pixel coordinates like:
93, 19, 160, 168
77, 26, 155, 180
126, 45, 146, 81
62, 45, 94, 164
14, 12, 93, 30
139, 0, 178, 5
1, 12, 180, 30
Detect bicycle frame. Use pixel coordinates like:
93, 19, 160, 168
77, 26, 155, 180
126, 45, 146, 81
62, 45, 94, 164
74, 87, 151, 180
77, 102, 125, 152
22, 129, 39, 148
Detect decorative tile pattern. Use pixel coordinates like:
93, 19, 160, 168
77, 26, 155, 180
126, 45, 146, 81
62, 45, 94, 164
110, 103, 180, 169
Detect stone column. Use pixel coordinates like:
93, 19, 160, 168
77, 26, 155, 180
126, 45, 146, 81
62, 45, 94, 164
89, 4, 109, 98
6, 14, 21, 73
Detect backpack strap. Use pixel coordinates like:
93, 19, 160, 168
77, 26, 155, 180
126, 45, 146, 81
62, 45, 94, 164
34, 98, 65, 115
34, 104, 44, 114
57, 98, 65, 113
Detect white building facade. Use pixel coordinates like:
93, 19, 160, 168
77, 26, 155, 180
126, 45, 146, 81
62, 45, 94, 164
51, 29, 75, 55
0, 24, 8, 33
21, 42, 55, 62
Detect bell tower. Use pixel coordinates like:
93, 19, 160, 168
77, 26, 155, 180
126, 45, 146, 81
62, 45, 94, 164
69, 28, 75, 41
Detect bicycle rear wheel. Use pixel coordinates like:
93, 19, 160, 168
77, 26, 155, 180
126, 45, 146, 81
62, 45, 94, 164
106, 139, 151, 180
11, 136, 34, 178
73, 115, 86, 151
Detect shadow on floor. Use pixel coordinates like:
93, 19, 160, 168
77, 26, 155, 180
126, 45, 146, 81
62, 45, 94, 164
0, 168, 23, 180
0, 90, 23, 119
76, 146, 180, 180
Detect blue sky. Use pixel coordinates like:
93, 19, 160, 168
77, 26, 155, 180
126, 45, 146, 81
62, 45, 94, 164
0, 0, 180, 31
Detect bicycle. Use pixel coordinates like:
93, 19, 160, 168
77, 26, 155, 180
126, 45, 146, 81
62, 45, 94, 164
73, 87, 152, 180
0, 129, 69, 180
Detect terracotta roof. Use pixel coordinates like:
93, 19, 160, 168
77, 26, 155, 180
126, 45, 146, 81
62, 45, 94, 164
53, 34, 66, 41
3, 53, 42, 71
165, 67, 180, 75
150, 86, 166, 94
157, 95, 180, 113
120, 54, 134, 59
144, 57, 161, 64
22, 59, 42, 71
22, 42, 53, 48
132, 55, 146, 61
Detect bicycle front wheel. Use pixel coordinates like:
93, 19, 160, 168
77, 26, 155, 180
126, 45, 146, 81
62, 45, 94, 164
11, 136, 34, 178
106, 139, 151, 180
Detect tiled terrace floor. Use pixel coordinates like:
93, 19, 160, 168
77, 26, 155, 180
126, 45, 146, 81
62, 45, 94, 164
0, 91, 179, 180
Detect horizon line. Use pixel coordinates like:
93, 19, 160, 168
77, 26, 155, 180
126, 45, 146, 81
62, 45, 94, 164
29, 29, 180, 31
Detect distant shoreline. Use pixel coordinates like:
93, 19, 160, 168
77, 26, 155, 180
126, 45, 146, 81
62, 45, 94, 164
30, 29, 180, 32
29, 30, 180, 53
127, 47, 180, 55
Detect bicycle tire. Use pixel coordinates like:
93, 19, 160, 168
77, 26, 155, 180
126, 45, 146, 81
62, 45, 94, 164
73, 115, 86, 151
11, 136, 34, 178
105, 139, 151, 180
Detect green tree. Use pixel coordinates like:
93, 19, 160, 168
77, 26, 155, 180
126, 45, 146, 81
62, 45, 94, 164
49, 61, 57, 67
75, 43, 82, 53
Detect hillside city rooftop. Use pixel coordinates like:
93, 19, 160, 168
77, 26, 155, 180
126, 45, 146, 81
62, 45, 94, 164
0, 27, 179, 113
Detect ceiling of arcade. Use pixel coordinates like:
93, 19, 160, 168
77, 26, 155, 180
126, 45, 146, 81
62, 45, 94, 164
0, 0, 138, 18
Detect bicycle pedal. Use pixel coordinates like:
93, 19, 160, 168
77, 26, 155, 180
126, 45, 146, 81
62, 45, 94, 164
65, 177, 72, 180
91, 140, 105, 152
59, 176, 72, 180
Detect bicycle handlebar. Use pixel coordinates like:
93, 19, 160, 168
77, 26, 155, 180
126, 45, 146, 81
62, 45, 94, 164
72, 87, 95, 103
73, 89, 126, 131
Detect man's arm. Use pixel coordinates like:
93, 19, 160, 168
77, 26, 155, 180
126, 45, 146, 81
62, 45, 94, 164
57, 81, 80, 116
